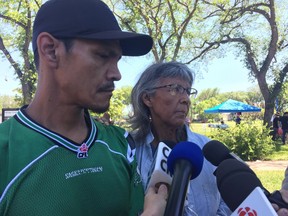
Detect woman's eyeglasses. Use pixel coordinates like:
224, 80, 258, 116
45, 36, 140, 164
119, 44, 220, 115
148, 84, 198, 98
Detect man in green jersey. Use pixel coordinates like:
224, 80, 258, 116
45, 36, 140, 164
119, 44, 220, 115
0, 0, 167, 215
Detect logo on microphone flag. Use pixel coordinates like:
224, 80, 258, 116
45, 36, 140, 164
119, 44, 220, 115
231, 187, 277, 216
237, 207, 257, 216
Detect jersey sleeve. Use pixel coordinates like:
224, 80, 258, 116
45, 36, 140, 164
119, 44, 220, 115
126, 132, 145, 216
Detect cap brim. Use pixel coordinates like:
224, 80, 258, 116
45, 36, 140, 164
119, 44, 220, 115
75, 31, 153, 56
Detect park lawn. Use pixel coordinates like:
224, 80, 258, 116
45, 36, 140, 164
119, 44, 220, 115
267, 145, 288, 160
255, 170, 284, 192
190, 122, 288, 192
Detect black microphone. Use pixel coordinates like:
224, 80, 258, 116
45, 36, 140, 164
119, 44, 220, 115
202, 140, 246, 166
215, 158, 288, 212
164, 141, 204, 216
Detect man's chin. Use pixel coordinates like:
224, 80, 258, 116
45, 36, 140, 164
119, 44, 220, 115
88, 104, 110, 114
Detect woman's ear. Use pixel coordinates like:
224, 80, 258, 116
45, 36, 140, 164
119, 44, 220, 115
37, 32, 60, 68
142, 92, 153, 107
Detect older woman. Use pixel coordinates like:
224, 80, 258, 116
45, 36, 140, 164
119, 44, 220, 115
129, 61, 231, 215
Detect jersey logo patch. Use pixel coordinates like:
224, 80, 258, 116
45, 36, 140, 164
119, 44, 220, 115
77, 143, 89, 159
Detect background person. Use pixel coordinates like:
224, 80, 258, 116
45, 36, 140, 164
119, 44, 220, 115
279, 112, 288, 144
0, 0, 167, 215
271, 112, 281, 141
235, 112, 242, 125
129, 61, 231, 215
218, 120, 229, 129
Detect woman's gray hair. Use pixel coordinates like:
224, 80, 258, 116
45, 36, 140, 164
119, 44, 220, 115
129, 61, 195, 143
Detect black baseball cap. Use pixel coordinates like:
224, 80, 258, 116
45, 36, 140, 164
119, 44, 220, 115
32, 0, 153, 56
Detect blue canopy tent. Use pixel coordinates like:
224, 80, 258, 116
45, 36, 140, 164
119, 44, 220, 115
204, 99, 261, 114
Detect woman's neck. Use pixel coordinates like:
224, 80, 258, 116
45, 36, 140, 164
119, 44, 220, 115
150, 124, 187, 148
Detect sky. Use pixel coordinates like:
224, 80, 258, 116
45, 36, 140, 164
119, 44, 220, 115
0, 52, 256, 96
116, 53, 256, 93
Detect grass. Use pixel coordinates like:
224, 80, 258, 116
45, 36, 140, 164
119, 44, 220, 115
190, 122, 288, 192
255, 170, 284, 192
266, 145, 288, 160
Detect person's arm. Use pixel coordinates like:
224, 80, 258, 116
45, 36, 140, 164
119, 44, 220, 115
141, 184, 168, 216
279, 118, 283, 128
282, 167, 288, 191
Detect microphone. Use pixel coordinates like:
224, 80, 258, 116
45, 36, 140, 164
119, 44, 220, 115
145, 141, 175, 192
164, 141, 204, 216
215, 158, 287, 214
202, 140, 246, 166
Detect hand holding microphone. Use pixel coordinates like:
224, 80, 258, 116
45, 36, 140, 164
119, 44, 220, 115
275, 191, 288, 216
141, 184, 168, 216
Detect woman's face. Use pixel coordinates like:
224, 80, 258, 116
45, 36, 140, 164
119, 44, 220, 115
144, 77, 192, 128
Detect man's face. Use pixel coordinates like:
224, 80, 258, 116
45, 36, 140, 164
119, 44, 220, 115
56, 39, 122, 113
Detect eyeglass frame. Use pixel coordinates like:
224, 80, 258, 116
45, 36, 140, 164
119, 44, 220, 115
147, 84, 198, 98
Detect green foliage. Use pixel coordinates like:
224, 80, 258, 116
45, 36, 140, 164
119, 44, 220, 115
276, 82, 288, 113
117, 86, 132, 106
194, 97, 221, 121
196, 88, 220, 101
90, 86, 132, 129
209, 121, 274, 161
0, 95, 19, 111
108, 88, 127, 121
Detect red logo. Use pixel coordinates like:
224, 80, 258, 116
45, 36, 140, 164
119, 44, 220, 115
237, 207, 257, 216
79, 143, 88, 153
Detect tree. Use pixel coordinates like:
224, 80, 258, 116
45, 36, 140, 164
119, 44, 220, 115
195, 96, 221, 122
196, 88, 220, 101
193, 0, 288, 126
275, 81, 288, 113
0, 0, 41, 105
107, 0, 288, 126
2, 0, 287, 127
106, 0, 204, 62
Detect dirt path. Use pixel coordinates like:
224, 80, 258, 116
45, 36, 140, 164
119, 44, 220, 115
246, 160, 288, 171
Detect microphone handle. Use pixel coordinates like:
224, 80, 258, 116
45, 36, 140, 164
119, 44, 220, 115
164, 160, 193, 216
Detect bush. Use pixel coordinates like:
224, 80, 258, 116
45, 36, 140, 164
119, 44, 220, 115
209, 121, 274, 161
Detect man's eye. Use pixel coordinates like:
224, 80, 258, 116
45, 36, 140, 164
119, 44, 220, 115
99, 54, 109, 59
94, 52, 109, 59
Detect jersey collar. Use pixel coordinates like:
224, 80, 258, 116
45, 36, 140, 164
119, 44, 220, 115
15, 106, 97, 158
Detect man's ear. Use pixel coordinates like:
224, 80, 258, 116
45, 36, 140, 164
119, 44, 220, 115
142, 92, 153, 107
37, 32, 61, 68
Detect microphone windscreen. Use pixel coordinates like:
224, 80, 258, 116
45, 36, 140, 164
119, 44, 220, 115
167, 141, 204, 180
215, 159, 263, 211
202, 140, 232, 166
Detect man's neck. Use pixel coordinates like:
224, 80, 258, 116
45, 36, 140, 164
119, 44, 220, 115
25, 101, 89, 144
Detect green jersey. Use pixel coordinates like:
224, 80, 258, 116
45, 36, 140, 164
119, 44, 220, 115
0, 107, 144, 216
